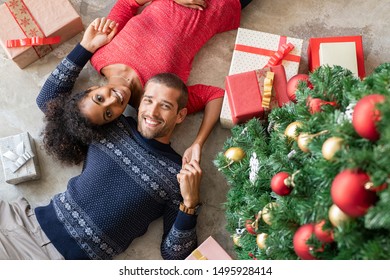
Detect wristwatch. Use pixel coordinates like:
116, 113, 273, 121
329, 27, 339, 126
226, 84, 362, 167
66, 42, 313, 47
179, 202, 202, 215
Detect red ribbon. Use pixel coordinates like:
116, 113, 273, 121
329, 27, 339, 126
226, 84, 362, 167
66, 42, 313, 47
265, 42, 295, 67
7, 36, 61, 48
234, 36, 301, 67
5, 0, 56, 57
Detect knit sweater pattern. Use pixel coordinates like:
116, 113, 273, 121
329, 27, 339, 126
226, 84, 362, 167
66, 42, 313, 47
35, 45, 198, 260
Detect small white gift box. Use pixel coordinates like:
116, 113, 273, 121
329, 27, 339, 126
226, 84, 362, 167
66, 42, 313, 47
0, 132, 41, 184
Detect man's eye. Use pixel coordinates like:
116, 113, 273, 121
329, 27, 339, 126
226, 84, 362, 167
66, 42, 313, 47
106, 110, 112, 118
162, 104, 171, 110
96, 95, 103, 102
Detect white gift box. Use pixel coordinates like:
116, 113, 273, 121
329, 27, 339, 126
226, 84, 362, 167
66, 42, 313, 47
220, 28, 303, 128
0, 132, 41, 184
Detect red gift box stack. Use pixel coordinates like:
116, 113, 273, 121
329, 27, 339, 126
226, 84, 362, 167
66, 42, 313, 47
220, 28, 303, 128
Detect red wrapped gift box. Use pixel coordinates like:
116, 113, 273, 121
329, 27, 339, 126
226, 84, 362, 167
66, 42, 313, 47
185, 236, 233, 260
0, 0, 83, 68
225, 64, 290, 125
308, 36, 365, 79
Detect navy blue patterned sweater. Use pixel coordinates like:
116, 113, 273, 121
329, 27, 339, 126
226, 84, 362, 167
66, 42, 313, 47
35, 44, 198, 260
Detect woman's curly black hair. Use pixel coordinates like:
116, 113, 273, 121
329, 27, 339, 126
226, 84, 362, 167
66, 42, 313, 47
42, 89, 103, 165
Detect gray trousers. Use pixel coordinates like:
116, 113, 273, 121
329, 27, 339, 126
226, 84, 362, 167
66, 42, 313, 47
0, 197, 64, 260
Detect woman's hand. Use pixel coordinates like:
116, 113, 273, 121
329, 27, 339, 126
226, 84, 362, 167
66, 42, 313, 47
80, 17, 118, 53
174, 0, 207, 10
182, 143, 202, 167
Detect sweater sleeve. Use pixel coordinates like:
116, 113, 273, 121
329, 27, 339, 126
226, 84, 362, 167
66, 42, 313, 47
160, 205, 198, 260
36, 43, 93, 112
107, 0, 141, 32
186, 84, 225, 115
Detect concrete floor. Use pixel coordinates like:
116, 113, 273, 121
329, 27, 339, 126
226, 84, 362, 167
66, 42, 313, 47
0, 0, 390, 260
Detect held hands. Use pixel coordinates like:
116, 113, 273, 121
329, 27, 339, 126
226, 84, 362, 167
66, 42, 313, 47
173, 0, 207, 10
177, 160, 202, 208
80, 17, 118, 53
182, 143, 202, 167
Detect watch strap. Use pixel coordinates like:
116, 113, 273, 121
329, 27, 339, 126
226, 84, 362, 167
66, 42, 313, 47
179, 202, 201, 215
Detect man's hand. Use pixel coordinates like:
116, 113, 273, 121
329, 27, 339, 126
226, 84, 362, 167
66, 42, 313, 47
177, 160, 202, 208
174, 0, 207, 10
80, 17, 118, 53
182, 143, 202, 167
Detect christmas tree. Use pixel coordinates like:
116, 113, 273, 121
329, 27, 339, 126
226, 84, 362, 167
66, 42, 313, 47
215, 63, 390, 260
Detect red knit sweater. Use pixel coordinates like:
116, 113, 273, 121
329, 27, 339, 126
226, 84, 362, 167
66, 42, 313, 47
90, 0, 241, 114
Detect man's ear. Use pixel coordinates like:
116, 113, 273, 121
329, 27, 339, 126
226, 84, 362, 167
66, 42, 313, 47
176, 108, 187, 124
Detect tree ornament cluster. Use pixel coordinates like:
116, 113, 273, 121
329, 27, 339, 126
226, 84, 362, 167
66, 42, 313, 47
215, 64, 390, 260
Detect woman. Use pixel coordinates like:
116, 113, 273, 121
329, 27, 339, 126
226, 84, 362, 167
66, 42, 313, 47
37, 0, 250, 166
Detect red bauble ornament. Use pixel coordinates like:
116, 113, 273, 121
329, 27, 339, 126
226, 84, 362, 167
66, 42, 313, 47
271, 172, 292, 196
293, 224, 316, 260
314, 220, 334, 243
352, 94, 385, 141
307, 96, 338, 114
287, 74, 311, 102
331, 169, 378, 217
245, 219, 257, 235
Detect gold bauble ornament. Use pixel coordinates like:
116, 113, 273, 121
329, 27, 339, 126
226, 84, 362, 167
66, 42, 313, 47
297, 131, 329, 153
297, 133, 312, 153
328, 204, 352, 227
284, 121, 303, 140
224, 147, 245, 162
256, 233, 268, 249
322, 137, 343, 160
262, 202, 278, 225
232, 234, 242, 247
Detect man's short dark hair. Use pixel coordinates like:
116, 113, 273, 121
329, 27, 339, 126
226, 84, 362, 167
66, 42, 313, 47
145, 73, 188, 111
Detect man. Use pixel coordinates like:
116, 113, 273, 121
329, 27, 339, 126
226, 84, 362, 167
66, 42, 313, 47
0, 19, 202, 259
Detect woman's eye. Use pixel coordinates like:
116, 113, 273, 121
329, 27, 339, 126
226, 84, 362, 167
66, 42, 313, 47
96, 95, 103, 102
106, 110, 112, 118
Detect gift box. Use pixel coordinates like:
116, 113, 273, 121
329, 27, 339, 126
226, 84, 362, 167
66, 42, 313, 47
0, 132, 41, 184
225, 64, 289, 124
220, 28, 303, 128
0, 0, 84, 68
185, 236, 233, 260
308, 36, 365, 79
